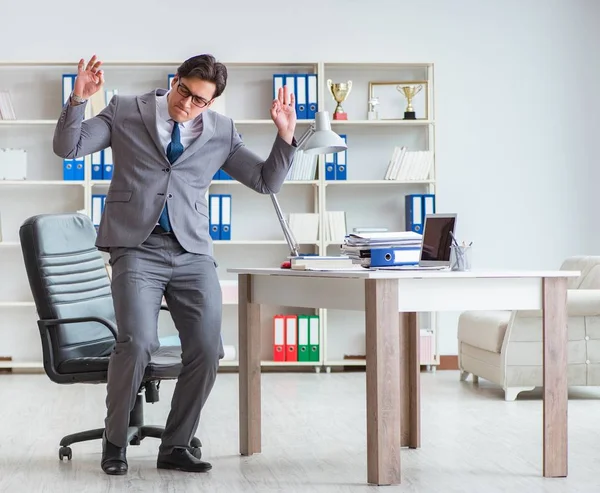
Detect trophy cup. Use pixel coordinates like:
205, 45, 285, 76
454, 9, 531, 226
397, 83, 423, 119
367, 96, 380, 120
327, 79, 352, 120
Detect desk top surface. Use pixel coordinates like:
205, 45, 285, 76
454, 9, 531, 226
227, 267, 581, 280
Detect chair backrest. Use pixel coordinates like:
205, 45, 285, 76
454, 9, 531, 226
560, 256, 600, 289
19, 213, 116, 367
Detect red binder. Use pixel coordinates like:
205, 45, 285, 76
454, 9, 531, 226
285, 315, 298, 361
273, 315, 285, 361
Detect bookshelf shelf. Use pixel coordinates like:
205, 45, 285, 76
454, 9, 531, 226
0, 302, 35, 307
325, 359, 366, 367
214, 240, 294, 245
0, 180, 85, 186
0, 361, 43, 369
324, 179, 434, 186
89, 180, 319, 187
0, 119, 316, 127
330, 119, 434, 126
0, 59, 439, 371
0, 120, 56, 125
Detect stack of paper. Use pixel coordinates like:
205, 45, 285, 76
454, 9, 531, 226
290, 255, 357, 271
341, 231, 423, 267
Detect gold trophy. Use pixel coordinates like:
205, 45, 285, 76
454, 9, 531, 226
327, 79, 352, 120
397, 83, 423, 119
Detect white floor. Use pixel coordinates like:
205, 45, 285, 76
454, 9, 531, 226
1, 369, 600, 492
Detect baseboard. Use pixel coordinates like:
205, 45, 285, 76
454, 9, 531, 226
438, 355, 459, 370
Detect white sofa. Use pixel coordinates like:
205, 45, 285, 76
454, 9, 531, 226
457, 256, 600, 400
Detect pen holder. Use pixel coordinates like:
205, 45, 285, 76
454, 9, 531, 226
450, 245, 472, 272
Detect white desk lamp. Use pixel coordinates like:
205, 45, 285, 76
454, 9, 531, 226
271, 110, 348, 257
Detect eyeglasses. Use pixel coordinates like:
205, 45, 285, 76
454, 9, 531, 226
176, 81, 211, 108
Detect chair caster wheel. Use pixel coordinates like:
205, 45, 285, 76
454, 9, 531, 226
59, 446, 72, 461
190, 437, 202, 448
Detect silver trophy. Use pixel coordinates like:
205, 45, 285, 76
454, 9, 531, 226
367, 96, 380, 120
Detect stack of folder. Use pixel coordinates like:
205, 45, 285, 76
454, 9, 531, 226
273, 314, 320, 362
341, 231, 423, 268
208, 194, 231, 240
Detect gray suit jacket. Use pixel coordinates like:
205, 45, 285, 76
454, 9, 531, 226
53, 88, 297, 255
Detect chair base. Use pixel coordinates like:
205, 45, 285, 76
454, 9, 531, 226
58, 426, 202, 460
57, 390, 201, 460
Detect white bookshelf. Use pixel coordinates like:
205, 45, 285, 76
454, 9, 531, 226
0, 59, 438, 372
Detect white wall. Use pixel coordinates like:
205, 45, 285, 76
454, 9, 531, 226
1, 0, 598, 355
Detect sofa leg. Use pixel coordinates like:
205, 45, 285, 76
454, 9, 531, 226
460, 371, 479, 383
504, 386, 535, 401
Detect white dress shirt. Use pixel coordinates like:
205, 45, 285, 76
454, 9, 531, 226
154, 92, 204, 228
155, 92, 204, 154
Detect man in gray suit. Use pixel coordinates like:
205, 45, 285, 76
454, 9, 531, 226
53, 54, 298, 475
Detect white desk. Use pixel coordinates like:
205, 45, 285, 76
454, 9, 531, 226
228, 267, 579, 486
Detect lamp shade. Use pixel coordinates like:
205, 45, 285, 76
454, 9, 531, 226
302, 111, 348, 154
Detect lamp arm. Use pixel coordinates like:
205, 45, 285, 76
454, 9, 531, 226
295, 122, 316, 150
270, 193, 300, 257
269, 121, 316, 258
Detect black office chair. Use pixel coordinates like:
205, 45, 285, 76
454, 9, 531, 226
19, 212, 200, 460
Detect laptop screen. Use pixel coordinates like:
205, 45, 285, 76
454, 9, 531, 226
420, 214, 457, 263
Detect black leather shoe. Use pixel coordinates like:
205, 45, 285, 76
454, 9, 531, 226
101, 432, 128, 475
157, 447, 212, 473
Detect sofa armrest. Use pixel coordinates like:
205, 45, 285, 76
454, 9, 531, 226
516, 289, 600, 318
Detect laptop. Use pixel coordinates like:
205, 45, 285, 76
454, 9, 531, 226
372, 213, 457, 270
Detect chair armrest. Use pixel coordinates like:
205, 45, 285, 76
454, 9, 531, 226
38, 315, 118, 339
516, 289, 600, 318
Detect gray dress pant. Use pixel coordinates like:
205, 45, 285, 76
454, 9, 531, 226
104, 231, 223, 452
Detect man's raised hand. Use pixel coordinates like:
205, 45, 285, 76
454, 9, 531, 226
73, 55, 104, 100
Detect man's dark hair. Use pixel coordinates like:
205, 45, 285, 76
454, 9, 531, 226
177, 54, 227, 99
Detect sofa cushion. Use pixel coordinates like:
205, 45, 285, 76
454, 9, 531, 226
457, 310, 512, 354
577, 264, 600, 289
560, 256, 600, 289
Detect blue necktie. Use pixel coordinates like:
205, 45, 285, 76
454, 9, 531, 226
158, 122, 185, 232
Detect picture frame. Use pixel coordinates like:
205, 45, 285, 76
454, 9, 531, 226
368, 80, 429, 120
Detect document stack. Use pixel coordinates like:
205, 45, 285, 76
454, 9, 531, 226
341, 231, 423, 268
290, 255, 355, 271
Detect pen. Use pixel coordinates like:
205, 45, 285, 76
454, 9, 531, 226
449, 231, 460, 248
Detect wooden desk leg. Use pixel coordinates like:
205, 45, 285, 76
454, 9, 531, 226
542, 276, 568, 477
365, 279, 401, 485
238, 274, 262, 456
399, 312, 420, 449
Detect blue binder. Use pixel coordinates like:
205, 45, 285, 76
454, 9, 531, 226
209, 194, 221, 240
220, 194, 232, 240
63, 159, 74, 180
74, 158, 85, 180
370, 246, 420, 267
325, 152, 336, 180
335, 134, 347, 180
102, 148, 113, 180
306, 74, 318, 119
92, 151, 103, 180
405, 194, 424, 233
405, 193, 436, 233
294, 74, 307, 119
